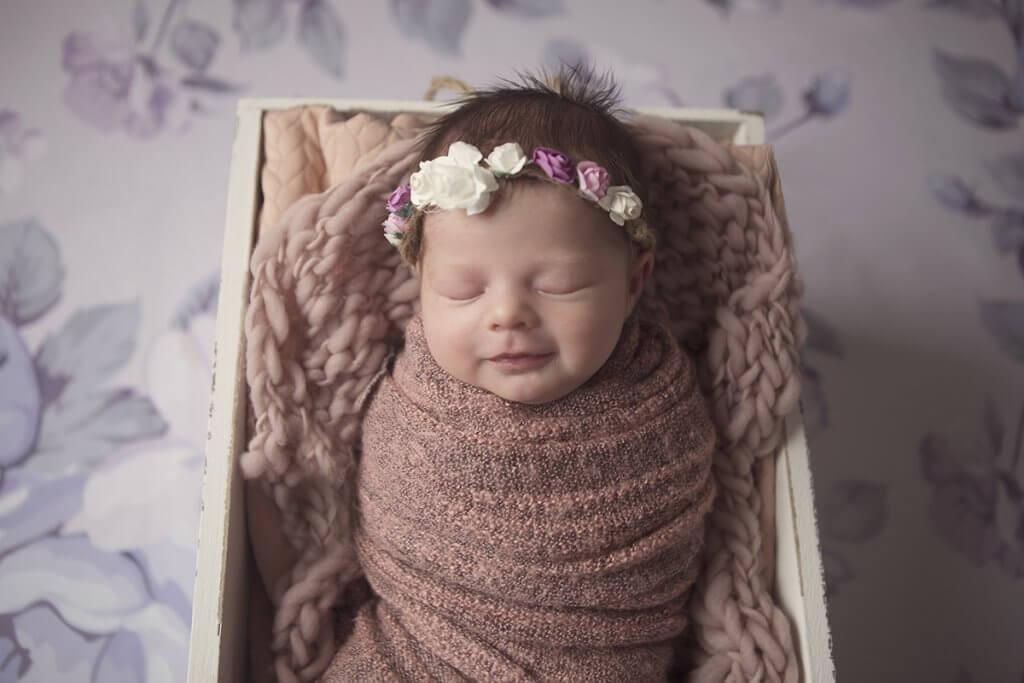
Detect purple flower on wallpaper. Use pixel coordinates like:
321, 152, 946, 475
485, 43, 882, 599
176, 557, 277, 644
61, 1, 242, 139
0, 110, 46, 195
803, 68, 852, 117
61, 32, 184, 139
744, 68, 852, 141
920, 398, 1024, 577
724, 74, 784, 121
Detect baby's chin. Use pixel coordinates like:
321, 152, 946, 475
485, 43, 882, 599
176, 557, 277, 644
480, 376, 582, 405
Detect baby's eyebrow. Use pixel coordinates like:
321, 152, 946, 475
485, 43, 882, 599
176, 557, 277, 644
536, 255, 593, 269
426, 263, 484, 279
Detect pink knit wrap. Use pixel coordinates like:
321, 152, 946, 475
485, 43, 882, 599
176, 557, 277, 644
318, 312, 715, 681
241, 108, 804, 682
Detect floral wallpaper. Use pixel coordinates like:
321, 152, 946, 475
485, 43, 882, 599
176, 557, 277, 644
0, 0, 1022, 681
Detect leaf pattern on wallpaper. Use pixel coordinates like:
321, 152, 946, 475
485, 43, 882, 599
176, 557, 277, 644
391, 0, 473, 56
132, 0, 149, 44
170, 18, 220, 72
821, 480, 887, 542
35, 303, 140, 402
0, 218, 63, 327
231, 0, 345, 78
804, 308, 845, 357
823, 0, 898, 7
927, 174, 993, 216
796, 308, 879, 597
0, 317, 42, 470
987, 149, 1024, 198
484, 0, 564, 18
929, 150, 1024, 285
980, 300, 1024, 362
704, 0, 782, 16
233, 0, 287, 51
0, 222, 209, 681
799, 308, 843, 435
934, 50, 1019, 129
925, 0, 1004, 18
920, 398, 1024, 577
298, 0, 346, 78
0, 470, 85, 557
928, 1, 1024, 129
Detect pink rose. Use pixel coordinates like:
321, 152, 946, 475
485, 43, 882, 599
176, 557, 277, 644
386, 184, 412, 213
383, 212, 406, 235
576, 161, 610, 201
532, 147, 574, 183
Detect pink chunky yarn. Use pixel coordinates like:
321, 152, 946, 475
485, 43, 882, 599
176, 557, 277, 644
241, 106, 804, 682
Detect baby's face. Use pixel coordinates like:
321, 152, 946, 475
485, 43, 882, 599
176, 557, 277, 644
419, 182, 649, 404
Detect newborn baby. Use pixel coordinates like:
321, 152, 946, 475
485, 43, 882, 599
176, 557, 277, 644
321, 70, 716, 682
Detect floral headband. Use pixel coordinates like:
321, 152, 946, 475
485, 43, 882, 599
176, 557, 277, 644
382, 141, 643, 247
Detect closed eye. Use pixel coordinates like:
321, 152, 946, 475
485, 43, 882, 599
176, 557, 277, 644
536, 283, 592, 296
435, 286, 483, 301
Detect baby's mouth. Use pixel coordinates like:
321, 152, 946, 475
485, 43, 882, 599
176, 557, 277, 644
487, 352, 554, 371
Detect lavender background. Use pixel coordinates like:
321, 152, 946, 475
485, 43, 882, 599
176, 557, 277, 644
1, 1, 1022, 681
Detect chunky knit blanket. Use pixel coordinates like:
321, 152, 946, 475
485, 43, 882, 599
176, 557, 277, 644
241, 106, 804, 683
318, 312, 715, 681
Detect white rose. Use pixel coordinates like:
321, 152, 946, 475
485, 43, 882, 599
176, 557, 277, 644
446, 141, 484, 168
409, 162, 437, 207
597, 185, 643, 226
424, 159, 498, 216
485, 142, 527, 176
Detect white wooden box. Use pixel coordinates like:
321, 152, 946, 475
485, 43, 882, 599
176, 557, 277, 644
187, 98, 834, 683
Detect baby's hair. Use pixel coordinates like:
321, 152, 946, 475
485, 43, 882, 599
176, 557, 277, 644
398, 64, 654, 266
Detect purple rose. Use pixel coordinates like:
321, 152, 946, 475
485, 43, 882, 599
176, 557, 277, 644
532, 147, 575, 183
576, 161, 610, 201
61, 32, 182, 139
386, 185, 412, 213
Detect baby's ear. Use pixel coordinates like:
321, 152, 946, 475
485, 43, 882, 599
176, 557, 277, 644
627, 250, 654, 311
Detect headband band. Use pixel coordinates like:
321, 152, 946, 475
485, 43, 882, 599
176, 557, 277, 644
383, 141, 643, 247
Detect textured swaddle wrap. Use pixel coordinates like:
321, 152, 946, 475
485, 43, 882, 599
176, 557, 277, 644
320, 312, 715, 681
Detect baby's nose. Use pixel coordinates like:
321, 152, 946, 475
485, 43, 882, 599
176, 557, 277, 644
488, 291, 537, 331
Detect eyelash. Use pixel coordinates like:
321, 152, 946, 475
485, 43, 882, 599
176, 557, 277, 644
437, 283, 590, 300
537, 287, 576, 296
442, 291, 482, 302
